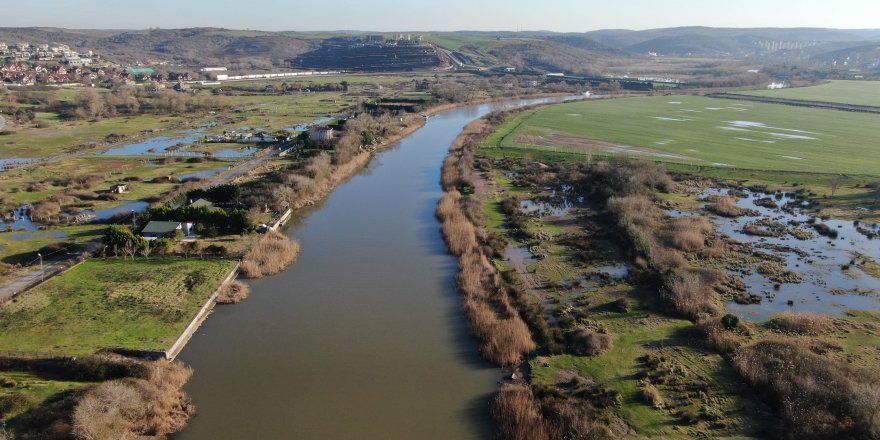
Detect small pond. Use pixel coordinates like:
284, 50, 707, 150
71, 200, 150, 222
1, 206, 44, 232
520, 185, 584, 217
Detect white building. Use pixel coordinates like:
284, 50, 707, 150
308, 126, 335, 142
65, 57, 92, 67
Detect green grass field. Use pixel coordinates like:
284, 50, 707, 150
489, 95, 880, 176
0, 258, 236, 356
734, 80, 880, 107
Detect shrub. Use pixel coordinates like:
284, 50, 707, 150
734, 338, 880, 439
71, 360, 193, 440
641, 382, 665, 409
663, 217, 713, 252
661, 268, 722, 319
707, 196, 746, 218
239, 231, 300, 278
216, 281, 250, 304
695, 317, 746, 354
568, 330, 613, 356
0, 392, 36, 419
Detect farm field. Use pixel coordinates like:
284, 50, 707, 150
0, 257, 236, 356
487, 95, 880, 176
734, 80, 880, 107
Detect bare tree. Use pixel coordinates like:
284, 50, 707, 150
139, 241, 152, 258
121, 241, 137, 259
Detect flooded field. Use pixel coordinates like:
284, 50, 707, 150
696, 188, 880, 319
103, 130, 258, 158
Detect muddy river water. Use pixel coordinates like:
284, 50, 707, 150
173, 97, 576, 440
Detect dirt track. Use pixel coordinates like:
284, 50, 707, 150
708, 93, 880, 114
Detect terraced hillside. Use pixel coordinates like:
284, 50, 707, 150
291, 38, 442, 71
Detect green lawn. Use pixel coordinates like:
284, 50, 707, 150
0, 257, 236, 356
490, 95, 880, 176
734, 80, 880, 107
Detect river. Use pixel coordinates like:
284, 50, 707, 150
173, 96, 576, 440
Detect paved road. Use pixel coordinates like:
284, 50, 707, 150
0, 261, 67, 305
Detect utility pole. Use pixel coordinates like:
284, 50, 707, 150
37, 253, 43, 282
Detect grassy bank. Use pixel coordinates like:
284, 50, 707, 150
0, 257, 236, 356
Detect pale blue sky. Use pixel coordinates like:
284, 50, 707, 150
2, 0, 879, 32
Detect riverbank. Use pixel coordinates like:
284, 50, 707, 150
453, 97, 880, 437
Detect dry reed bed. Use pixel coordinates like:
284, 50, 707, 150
215, 280, 251, 304
767, 311, 835, 335
491, 384, 551, 440
240, 230, 300, 279
436, 116, 536, 367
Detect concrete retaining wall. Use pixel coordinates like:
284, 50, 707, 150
165, 262, 240, 360
269, 208, 293, 231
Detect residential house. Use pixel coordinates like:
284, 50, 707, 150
141, 221, 195, 240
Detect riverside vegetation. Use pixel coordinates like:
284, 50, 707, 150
438, 101, 880, 439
